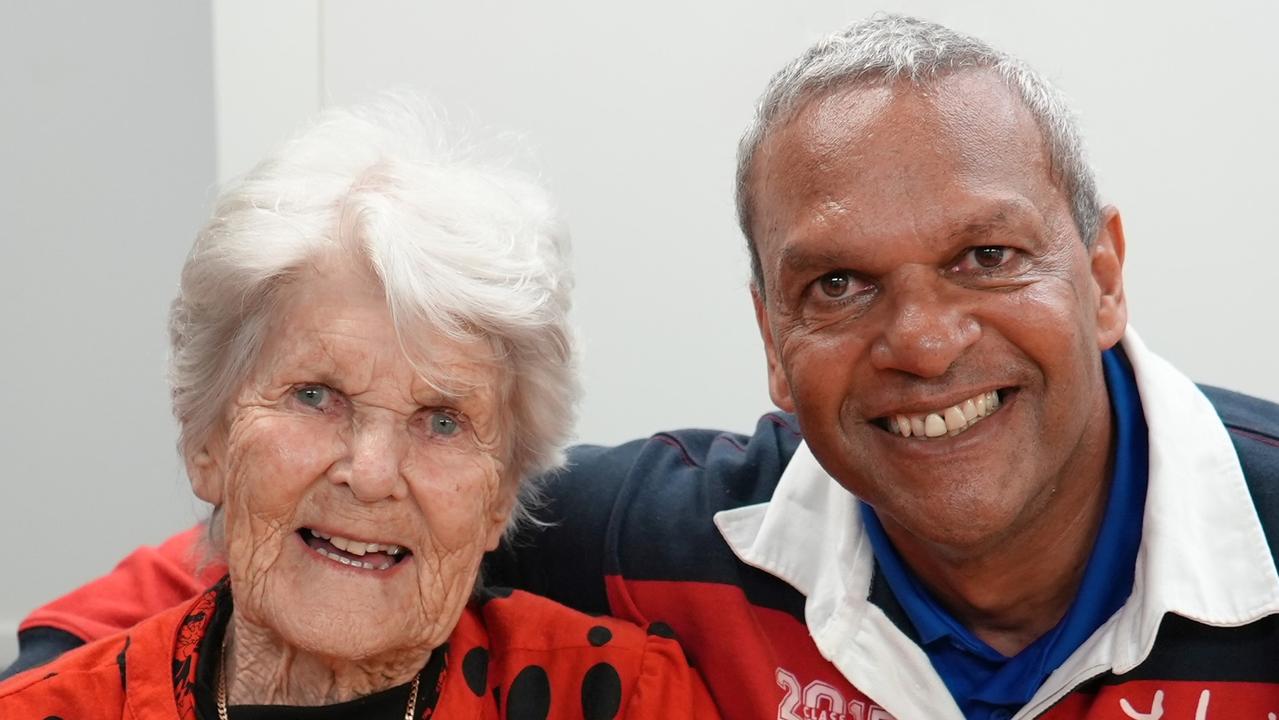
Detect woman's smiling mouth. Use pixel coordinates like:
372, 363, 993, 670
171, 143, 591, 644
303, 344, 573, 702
298, 528, 411, 571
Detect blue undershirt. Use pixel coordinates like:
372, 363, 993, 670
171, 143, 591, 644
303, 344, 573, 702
860, 349, 1149, 720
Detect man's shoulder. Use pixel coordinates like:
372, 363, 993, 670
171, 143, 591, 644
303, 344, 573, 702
1198, 385, 1279, 481
522, 413, 805, 606
1200, 385, 1279, 444
485, 412, 804, 611
559, 411, 804, 509
1199, 385, 1279, 561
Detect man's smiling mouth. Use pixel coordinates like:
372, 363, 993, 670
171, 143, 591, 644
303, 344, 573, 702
874, 389, 1011, 439
298, 528, 411, 571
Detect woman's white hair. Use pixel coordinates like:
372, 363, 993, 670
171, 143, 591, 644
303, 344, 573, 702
736, 13, 1102, 289
169, 94, 577, 533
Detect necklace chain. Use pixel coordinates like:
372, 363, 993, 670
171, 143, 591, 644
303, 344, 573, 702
216, 641, 421, 720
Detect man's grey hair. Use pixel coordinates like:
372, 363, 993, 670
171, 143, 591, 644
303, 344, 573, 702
171, 94, 578, 537
736, 13, 1102, 290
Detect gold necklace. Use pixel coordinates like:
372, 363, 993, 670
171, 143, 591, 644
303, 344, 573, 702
216, 644, 422, 720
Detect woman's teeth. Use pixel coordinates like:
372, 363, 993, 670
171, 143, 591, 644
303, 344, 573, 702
313, 546, 397, 571
887, 390, 1002, 439
305, 529, 406, 571
310, 529, 404, 557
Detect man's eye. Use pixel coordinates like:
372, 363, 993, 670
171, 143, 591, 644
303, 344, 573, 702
816, 271, 865, 299
959, 246, 1014, 271
294, 385, 334, 409
820, 273, 850, 298
425, 410, 461, 437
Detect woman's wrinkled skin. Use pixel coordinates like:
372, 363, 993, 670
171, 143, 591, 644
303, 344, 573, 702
188, 257, 514, 704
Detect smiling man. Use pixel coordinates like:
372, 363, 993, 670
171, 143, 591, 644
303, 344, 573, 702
718, 16, 1279, 718
6, 14, 1279, 720
748, 69, 1130, 661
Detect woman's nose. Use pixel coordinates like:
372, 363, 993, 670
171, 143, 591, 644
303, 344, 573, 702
337, 413, 411, 502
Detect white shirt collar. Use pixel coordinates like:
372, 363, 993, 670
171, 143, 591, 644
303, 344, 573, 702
714, 328, 1279, 719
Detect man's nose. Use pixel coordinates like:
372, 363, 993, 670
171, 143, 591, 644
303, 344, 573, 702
336, 413, 410, 502
869, 284, 980, 378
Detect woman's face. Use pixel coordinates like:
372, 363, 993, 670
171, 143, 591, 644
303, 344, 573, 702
189, 259, 512, 661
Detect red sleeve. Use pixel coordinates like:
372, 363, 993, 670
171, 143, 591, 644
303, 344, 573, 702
19, 524, 225, 642
624, 633, 721, 718
449, 590, 720, 719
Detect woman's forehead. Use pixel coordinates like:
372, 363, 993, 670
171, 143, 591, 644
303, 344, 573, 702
260, 261, 505, 403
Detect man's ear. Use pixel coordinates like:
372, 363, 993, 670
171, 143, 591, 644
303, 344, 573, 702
752, 285, 796, 413
187, 431, 226, 506
1090, 206, 1128, 351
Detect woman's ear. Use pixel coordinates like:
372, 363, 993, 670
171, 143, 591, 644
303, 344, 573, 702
187, 431, 227, 506
484, 485, 519, 552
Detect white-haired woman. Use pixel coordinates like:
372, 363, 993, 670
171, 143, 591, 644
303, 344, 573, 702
0, 98, 715, 719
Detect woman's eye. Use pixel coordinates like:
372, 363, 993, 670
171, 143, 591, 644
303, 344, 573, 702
425, 410, 461, 437
294, 385, 334, 409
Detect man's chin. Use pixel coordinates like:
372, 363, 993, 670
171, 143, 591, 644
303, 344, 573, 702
864, 439, 1101, 571
851, 459, 1040, 554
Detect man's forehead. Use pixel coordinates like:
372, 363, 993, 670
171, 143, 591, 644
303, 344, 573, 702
752, 72, 1057, 255
764, 72, 1040, 173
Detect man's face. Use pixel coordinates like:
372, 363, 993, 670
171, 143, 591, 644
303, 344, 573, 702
750, 72, 1127, 553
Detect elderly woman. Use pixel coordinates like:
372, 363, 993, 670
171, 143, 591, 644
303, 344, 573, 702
0, 99, 713, 718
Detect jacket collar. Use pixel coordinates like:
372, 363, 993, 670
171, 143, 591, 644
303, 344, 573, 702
714, 328, 1279, 719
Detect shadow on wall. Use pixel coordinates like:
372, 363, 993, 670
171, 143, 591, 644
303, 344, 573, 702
0, 624, 16, 674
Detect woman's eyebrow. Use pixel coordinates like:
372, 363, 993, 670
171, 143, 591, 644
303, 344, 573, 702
411, 377, 489, 407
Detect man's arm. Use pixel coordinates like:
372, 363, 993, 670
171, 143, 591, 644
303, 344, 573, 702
2, 524, 223, 680
482, 441, 638, 614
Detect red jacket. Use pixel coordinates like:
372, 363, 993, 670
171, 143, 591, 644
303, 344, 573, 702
1, 579, 715, 719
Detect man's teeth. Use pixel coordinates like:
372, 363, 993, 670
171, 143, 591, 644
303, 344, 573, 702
310, 530, 405, 558
890, 390, 1001, 439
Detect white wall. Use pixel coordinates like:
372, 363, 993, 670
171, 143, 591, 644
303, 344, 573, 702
0, 2, 217, 668
211, 0, 320, 182
302, 0, 1279, 441
4, 0, 1277, 669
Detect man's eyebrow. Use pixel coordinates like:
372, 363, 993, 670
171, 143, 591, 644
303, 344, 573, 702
947, 211, 1011, 244
946, 202, 1039, 246
778, 246, 847, 276
774, 201, 1040, 277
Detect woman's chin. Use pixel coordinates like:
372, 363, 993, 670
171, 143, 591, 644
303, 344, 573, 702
282, 620, 421, 662
260, 593, 444, 664
230, 543, 453, 664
